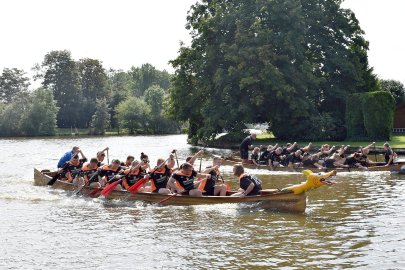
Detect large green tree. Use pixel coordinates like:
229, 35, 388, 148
78, 58, 108, 127
39, 50, 82, 128
129, 63, 172, 96
0, 68, 30, 103
379, 79, 404, 105
20, 88, 59, 136
169, 0, 377, 142
107, 69, 131, 128
90, 98, 110, 135
115, 96, 151, 134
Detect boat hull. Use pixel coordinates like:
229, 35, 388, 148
34, 169, 306, 213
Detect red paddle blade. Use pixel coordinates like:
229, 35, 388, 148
127, 178, 147, 193
88, 187, 102, 197
226, 183, 231, 191
101, 180, 121, 196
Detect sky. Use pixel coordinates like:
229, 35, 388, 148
0, 0, 404, 86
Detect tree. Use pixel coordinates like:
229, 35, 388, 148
128, 63, 172, 96
115, 97, 151, 134
78, 58, 108, 127
0, 68, 30, 103
0, 98, 27, 136
39, 50, 81, 128
107, 69, 131, 128
20, 88, 59, 136
379, 79, 405, 104
169, 0, 377, 142
90, 98, 111, 135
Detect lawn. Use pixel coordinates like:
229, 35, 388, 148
255, 133, 405, 148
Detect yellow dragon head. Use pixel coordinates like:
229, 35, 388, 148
282, 170, 337, 195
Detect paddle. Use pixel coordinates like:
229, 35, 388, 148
107, 148, 110, 164
174, 150, 179, 168
220, 175, 231, 191
199, 155, 202, 173
373, 142, 377, 162
127, 154, 174, 194
100, 176, 123, 197
47, 171, 63, 186
154, 192, 178, 205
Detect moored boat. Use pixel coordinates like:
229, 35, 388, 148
222, 157, 405, 173
34, 168, 335, 213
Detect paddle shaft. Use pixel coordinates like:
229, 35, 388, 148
154, 193, 178, 205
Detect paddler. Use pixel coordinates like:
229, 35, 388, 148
199, 156, 227, 196
148, 153, 176, 194
98, 159, 124, 190
96, 147, 109, 166
167, 162, 211, 197
59, 152, 87, 184
57, 146, 81, 168
121, 160, 147, 191
81, 158, 101, 188
231, 164, 262, 197
383, 142, 397, 166
239, 133, 257, 163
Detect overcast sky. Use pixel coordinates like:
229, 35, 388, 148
0, 0, 404, 86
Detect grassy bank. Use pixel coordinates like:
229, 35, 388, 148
255, 133, 405, 148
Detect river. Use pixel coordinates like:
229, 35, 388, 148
0, 135, 404, 269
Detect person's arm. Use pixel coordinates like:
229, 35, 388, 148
167, 176, 183, 193
99, 147, 109, 154
385, 152, 394, 166
324, 146, 335, 155
189, 150, 204, 165
287, 142, 297, 152
78, 150, 87, 161
242, 182, 255, 196
166, 153, 176, 169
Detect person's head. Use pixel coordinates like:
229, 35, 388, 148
156, 158, 165, 166
97, 151, 105, 161
251, 133, 257, 140
180, 162, 193, 175
322, 144, 330, 151
233, 164, 244, 177
72, 155, 79, 162
383, 142, 390, 150
111, 159, 121, 170
185, 156, 192, 163
72, 146, 80, 153
353, 153, 361, 160
213, 156, 222, 166
89, 158, 98, 167
253, 147, 260, 154
140, 152, 149, 163
126, 155, 135, 166
286, 143, 292, 148
295, 150, 302, 156
275, 147, 282, 155
267, 145, 273, 151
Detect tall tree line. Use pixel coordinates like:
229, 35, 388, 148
168, 0, 379, 142
0, 50, 179, 136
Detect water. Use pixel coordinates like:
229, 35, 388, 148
0, 135, 404, 269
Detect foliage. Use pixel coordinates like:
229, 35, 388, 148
144, 85, 165, 117
78, 58, 108, 127
39, 50, 82, 128
362, 91, 395, 140
128, 63, 172, 96
115, 96, 151, 134
20, 88, 59, 136
346, 93, 367, 139
169, 0, 377, 142
107, 69, 131, 128
0, 89, 58, 136
379, 79, 405, 105
0, 68, 30, 103
90, 98, 110, 135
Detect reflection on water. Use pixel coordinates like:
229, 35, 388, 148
0, 135, 405, 269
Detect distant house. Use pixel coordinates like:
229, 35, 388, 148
393, 102, 405, 133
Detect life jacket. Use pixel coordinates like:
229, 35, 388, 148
198, 167, 218, 193
64, 159, 84, 183
99, 165, 121, 183
172, 170, 197, 191
238, 173, 262, 195
149, 166, 172, 192
81, 163, 98, 184
122, 168, 145, 190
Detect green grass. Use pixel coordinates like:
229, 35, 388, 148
255, 133, 405, 148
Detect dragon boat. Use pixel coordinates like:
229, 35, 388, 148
222, 157, 405, 173
34, 168, 337, 213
